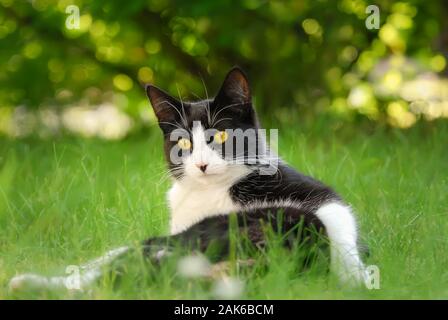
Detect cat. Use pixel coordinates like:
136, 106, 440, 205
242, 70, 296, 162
9, 67, 367, 292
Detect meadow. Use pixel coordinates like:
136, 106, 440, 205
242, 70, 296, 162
1, 121, 447, 299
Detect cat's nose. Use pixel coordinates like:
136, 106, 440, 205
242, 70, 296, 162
196, 163, 208, 173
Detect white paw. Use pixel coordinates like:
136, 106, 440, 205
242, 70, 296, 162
336, 265, 369, 288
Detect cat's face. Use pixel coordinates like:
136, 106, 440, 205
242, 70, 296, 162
146, 67, 261, 185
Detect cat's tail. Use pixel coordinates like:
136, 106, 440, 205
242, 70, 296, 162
9, 246, 130, 292
9, 235, 181, 293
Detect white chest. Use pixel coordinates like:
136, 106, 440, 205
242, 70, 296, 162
168, 181, 240, 235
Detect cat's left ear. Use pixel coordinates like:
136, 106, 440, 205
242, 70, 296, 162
214, 66, 251, 106
145, 84, 184, 123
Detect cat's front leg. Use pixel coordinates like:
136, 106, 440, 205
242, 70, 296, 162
314, 202, 368, 286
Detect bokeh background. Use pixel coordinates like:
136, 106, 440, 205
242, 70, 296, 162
1, 1, 448, 299
0, 0, 447, 140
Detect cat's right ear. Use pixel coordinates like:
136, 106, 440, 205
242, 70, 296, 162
145, 84, 184, 125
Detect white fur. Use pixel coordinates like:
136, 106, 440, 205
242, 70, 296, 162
168, 181, 238, 235
314, 202, 367, 285
183, 124, 231, 180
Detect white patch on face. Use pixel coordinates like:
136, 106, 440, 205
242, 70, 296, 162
183, 123, 240, 184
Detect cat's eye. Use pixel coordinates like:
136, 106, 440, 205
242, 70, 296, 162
177, 138, 191, 150
214, 131, 228, 144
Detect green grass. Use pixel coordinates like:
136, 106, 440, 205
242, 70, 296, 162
0, 123, 447, 299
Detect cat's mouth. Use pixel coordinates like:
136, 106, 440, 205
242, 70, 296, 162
197, 172, 219, 178
190, 171, 227, 184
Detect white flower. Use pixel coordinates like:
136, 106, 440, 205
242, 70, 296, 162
177, 254, 211, 278
212, 276, 244, 299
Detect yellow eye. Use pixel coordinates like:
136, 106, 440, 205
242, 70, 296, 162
177, 138, 191, 150
214, 131, 228, 144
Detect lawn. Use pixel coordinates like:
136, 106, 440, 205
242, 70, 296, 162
0, 122, 447, 299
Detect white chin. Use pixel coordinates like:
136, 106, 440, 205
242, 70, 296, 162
191, 173, 223, 184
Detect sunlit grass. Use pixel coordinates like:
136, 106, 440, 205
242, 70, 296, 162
0, 123, 447, 299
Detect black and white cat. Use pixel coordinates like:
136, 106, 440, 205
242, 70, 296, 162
10, 67, 367, 291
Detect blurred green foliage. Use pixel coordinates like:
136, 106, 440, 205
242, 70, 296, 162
0, 0, 447, 137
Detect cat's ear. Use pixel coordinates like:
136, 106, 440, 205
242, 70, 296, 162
215, 67, 251, 106
145, 84, 184, 124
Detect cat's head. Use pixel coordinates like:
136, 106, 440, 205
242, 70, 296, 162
146, 67, 266, 184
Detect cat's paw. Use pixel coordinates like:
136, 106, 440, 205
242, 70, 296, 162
336, 265, 369, 288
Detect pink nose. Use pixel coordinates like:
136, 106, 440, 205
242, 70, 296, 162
196, 163, 208, 172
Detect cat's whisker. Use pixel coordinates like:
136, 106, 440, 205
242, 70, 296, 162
200, 76, 212, 126
155, 165, 186, 184
158, 121, 185, 131
155, 100, 189, 128
191, 90, 212, 128
176, 85, 190, 128
210, 102, 241, 127
156, 171, 174, 185
211, 117, 232, 127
